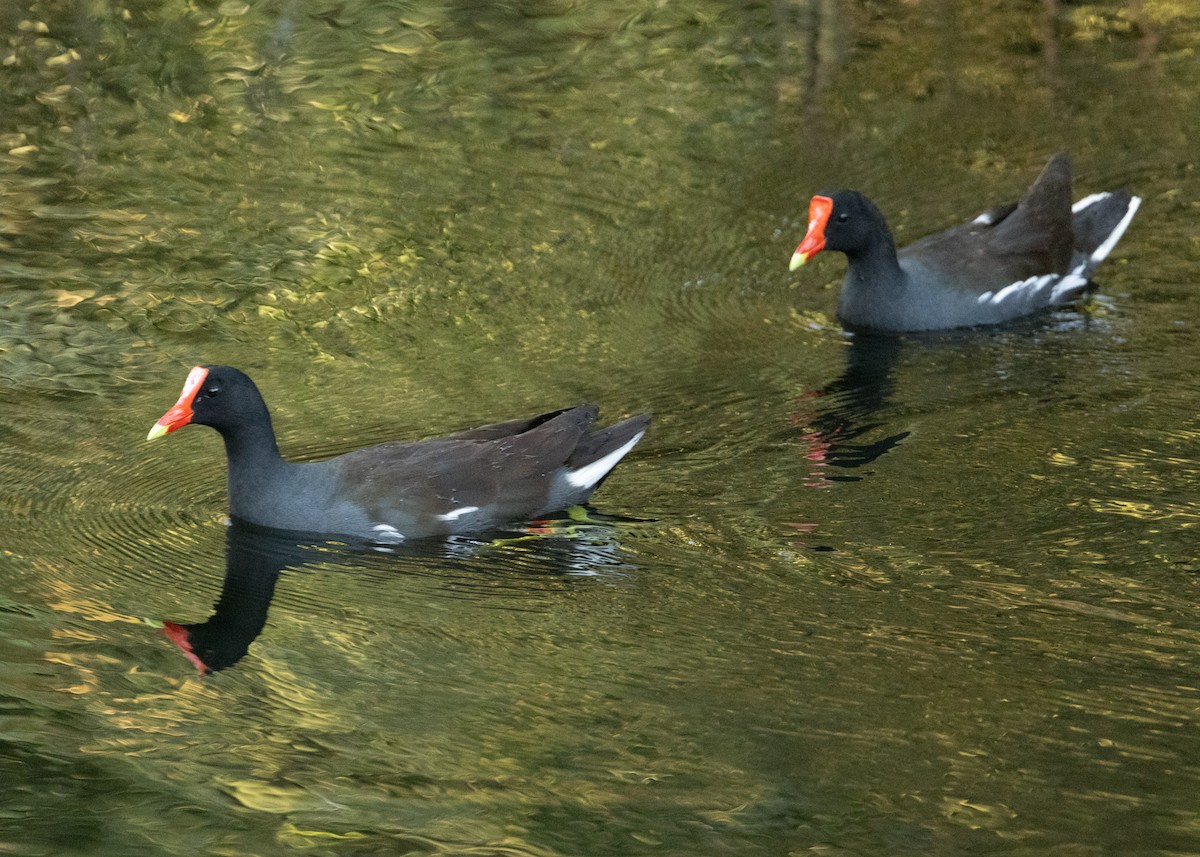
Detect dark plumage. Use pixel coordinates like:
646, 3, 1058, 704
147, 365, 649, 542
790, 153, 1140, 331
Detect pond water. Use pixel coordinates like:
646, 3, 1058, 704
3, 1, 1200, 854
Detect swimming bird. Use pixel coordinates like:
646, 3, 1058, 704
147, 365, 649, 542
789, 153, 1140, 331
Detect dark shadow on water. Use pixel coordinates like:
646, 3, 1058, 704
792, 305, 1107, 484
793, 332, 910, 483
156, 511, 640, 674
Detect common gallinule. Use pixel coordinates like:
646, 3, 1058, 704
789, 153, 1140, 331
147, 366, 650, 542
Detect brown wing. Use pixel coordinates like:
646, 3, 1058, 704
899, 154, 1075, 294
985, 152, 1073, 270
438, 406, 586, 442
328, 406, 598, 527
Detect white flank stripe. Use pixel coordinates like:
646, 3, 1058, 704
985, 273, 1058, 306
1033, 273, 1058, 295
989, 282, 1023, 304
438, 506, 479, 522
972, 212, 995, 226
1088, 195, 1141, 265
565, 431, 645, 489
1050, 271, 1089, 304
1072, 191, 1111, 214
372, 524, 405, 542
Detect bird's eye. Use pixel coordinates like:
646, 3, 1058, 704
837, 213, 850, 224
202, 385, 220, 398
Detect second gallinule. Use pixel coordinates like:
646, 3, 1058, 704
147, 366, 650, 542
789, 153, 1140, 331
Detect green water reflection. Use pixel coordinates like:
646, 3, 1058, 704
3, 1, 1200, 855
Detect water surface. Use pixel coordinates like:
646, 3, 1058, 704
3, 1, 1200, 854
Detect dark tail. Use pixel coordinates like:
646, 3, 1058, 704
1071, 189, 1141, 277
564, 413, 651, 491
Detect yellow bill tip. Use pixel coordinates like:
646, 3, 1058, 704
789, 250, 809, 272
147, 422, 170, 441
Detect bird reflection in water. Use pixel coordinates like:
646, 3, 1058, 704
793, 332, 910, 484
155, 522, 313, 674
155, 510, 639, 674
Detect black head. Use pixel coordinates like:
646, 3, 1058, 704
790, 190, 892, 269
148, 365, 271, 439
